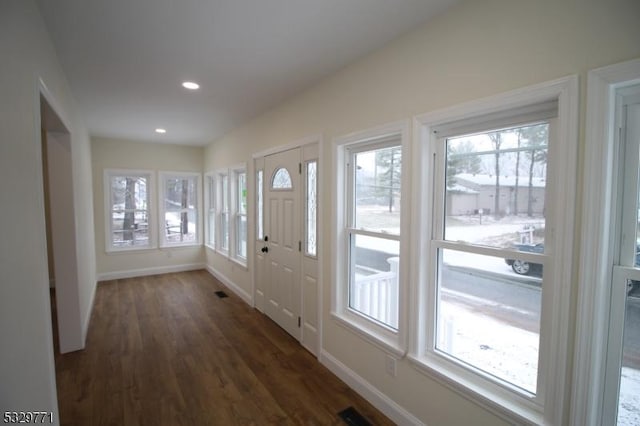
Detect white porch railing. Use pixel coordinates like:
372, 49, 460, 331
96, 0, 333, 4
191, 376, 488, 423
351, 257, 399, 329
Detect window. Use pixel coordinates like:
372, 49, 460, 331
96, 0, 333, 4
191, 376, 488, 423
256, 169, 264, 240
234, 169, 247, 260
333, 121, 409, 354
413, 77, 578, 424
205, 174, 215, 248
212, 166, 247, 265
272, 167, 292, 189
104, 170, 153, 252
305, 160, 318, 257
159, 172, 201, 247
218, 172, 229, 252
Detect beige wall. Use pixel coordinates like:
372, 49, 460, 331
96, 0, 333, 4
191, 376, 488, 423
0, 0, 96, 418
92, 137, 206, 279
204, 0, 640, 424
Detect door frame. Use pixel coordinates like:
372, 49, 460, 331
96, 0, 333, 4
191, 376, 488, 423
252, 134, 323, 357
571, 58, 640, 425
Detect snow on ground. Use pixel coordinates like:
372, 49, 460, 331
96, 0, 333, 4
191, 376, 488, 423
618, 367, 640, 425
438, 299, 539, 394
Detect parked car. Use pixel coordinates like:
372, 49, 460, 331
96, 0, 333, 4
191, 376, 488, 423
505, 243, 544, 276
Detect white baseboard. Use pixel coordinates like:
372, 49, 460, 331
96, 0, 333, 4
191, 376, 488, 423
205, 265, 253, 306
320, 350, 425, 426
96, 263, 205, 281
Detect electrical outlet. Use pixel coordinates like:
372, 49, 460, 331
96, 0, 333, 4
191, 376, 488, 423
385, 355, 396, 377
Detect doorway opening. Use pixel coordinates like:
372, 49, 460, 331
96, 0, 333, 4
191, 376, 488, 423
40, 93, 83, 354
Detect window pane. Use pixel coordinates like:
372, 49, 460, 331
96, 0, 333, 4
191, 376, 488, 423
445, 123, 548, 250
236, 215, 247, 259
221, 174, 229, 211
164, 209, 197, 244
257, 170, 264, 240
208, 210, 215, 246
110, 175, 150, 249
238, 172, 247, 215
221, 212, 229, 250
306, 161, 317, 256
349, 234, 399, 329
617, 279, 640, 425
272, 167, 292, 189
164, 177, 197, 212
111, 210, 149, 247
354, 146, 401, 234
435, 248, 542, 394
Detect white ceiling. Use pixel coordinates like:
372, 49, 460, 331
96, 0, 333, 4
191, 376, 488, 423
37, 0, 459, 146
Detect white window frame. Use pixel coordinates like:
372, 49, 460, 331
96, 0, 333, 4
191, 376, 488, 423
332, 120, 410, 356
571, 59, 640, 426
104, 169, 155, 252
158, 171, 202, 248
231, 164, 248, 266
204, 173, 215, 250
304, 159, 318, 258
411, 77, 578, 425
215, 169, 230, 255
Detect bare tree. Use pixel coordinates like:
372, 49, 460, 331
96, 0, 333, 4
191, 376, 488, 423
123, 177, 136, 241
488, 132, 502, 218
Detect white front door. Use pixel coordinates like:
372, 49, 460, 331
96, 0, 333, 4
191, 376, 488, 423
262, 148, 302, 340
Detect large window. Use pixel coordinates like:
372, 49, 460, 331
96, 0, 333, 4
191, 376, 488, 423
159, 172, 201, 247
218, 171, 229, 253
105, 170, 153, 251
205, 174, 215, 248
212, 166, 247, 266
333, 122, 409, 354
413, 78, 578, 424
234, 169, 247, 261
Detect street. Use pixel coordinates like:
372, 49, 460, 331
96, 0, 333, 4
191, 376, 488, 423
441, 264, 640, 368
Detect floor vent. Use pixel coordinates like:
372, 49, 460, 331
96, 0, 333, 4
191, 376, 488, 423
338, 406, 371, 426
214, 290, 229, 298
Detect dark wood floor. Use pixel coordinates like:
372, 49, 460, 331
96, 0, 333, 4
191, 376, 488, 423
53, 270, 392, 425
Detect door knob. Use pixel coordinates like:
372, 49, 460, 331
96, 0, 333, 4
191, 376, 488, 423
261, 246, 269, 253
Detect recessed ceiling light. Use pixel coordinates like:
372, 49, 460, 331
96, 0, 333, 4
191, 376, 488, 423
182, 81, 200, 90
155, 128, 166, 134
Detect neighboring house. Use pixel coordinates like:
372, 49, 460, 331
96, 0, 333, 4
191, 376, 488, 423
449, 173, 546, 216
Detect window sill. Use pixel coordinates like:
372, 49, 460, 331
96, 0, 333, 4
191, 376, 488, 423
408, 354, 543, 425
106, 246, 155, 255
331, 311, 405, 357
159, 242, 202, 249
229, 256, 248, 271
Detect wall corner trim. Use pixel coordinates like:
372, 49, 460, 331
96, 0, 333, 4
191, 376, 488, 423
205, 265, 253, 306
320, 350, 426, 426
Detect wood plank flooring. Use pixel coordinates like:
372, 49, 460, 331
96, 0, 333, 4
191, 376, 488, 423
53, 270, 393, 425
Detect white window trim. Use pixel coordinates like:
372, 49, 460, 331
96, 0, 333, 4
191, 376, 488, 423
158, 171, 202, 248
231, 163, 248, 267
304, 159, 318, 259
411, 76, 579, 425
570, 59, 640, 426
103, 169, 155, 253
214, 168, 230, 255
204, 172, 215, 250
332, 120, 410, 357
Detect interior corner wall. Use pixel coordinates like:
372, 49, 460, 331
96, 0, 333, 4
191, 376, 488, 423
203, 0, 640, 424
0, 0, 96, 419
92, 137, 206, 280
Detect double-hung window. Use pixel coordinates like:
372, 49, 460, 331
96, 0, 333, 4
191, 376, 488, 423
105, 170, 153, 252
205, 174, 215, 248
333, 122, 409, 353
217, 171, 230, 253
159, 172, 201, 247
213, 166, 247, 265
412, 78, 578, 424
234, 168, 248, 262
